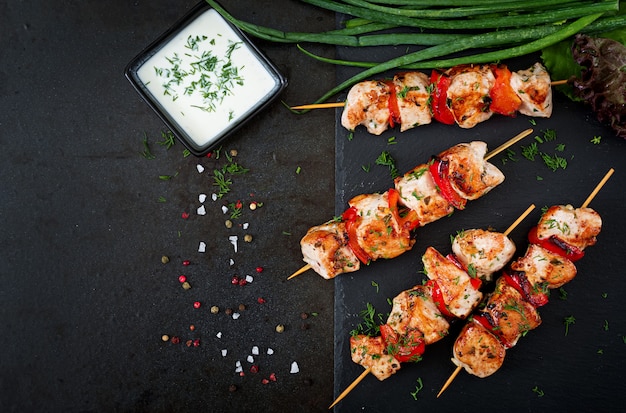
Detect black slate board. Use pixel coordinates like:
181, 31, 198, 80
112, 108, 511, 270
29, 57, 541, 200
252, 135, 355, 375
333, 52, 626, 412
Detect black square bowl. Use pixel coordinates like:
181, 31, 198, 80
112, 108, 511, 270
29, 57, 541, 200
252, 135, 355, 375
125, 2, 287, 156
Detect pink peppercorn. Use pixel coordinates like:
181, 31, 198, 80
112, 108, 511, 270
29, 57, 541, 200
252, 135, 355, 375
256, 266, 264, 273
269, 373, 277, 382
238, 278, 247, 286
193, 301, 201, 309
193, 339, 200, 347
231, 275, 240, 285
261, 378, 269, 385
182, 212, 190, 219
250, 365, 259, 373
171, 336, 180, 344
257, 297, 266, 304
239, 372, 245, 377
178, 275, 187, 283
182, 260, 191, 266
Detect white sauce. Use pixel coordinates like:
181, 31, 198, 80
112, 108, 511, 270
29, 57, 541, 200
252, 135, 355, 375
137, 8, 280, 147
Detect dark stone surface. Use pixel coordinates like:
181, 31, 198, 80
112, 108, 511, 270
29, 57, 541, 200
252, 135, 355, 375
1, 1, 336, 412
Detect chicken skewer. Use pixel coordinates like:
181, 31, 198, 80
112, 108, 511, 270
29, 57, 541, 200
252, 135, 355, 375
291, 63, 564, 133
329, 204, 535, 409
436, 168, 614, 397
290, 129, 532, 280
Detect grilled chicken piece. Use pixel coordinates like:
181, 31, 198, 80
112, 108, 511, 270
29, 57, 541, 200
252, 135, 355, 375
510, 244, 577, 289
393, 164, 454, 226
300, 221, 360, 280
510, 62, 553, 118
422, 246, 483, 319
341, 80, 390, 135
438, 141, 505, 200
480, 278, 542, 348
452, 229, 516, 282
535, 204, 602, 250
350, 335, 401, 381
393, 72, 432, 132
446, 64, 495, 128
452, 321, 506, 378
348, 192, 416, 260
386, 285, 450, 345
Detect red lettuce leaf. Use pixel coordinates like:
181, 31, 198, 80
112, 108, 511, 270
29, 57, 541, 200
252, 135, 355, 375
570, 34, 626, 138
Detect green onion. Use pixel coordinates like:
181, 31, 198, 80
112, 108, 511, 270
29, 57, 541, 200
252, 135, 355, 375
205, 0, 625, 107
298, 13, 604, 108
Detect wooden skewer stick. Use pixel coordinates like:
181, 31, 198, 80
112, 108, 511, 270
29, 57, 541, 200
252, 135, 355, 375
290, 82, 568, 110
328, 203, 535, 408
436, 168, 615, 398
287, 263, 312, 280
484, 128, 533, 161
328, 367, 371, 409
287, 129, 533, 281
582, 168, 614, 208
437, 365, 463, 398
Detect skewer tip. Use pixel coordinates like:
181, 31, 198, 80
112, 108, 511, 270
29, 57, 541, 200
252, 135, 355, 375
328, 368, 371, 409
437, 365, 463, 398
287, 264, 312, 280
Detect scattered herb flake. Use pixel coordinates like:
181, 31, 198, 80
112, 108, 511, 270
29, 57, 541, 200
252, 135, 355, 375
604, 320, 610, 331
371, 281, 379, 293
375, 150, 399, 179
564, 315, 576, 336
532, 386, 545, 397
141, 133, 156, 159
410, 378, 424, 400
591, 135, 602, 144
158, 130, 176, 149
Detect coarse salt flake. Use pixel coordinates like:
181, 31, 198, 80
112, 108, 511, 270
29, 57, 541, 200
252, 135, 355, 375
196, 164, 205, 173
245, 275, 254, 283
229, 236, 238, 253
221, 205, 229, 214
212, 193, 218, 201
199, 193, 207, 203
216, 332, 222, 339
290, 361, 300, 374
252, 346, 259, 355
229, 259, 235, 266
242, 222, 249, 230
197, 205, 206, 215
198, 241, 206, 253
232, 312, 240, 320
221, 349, 228, 357
247, 355, 254, 363
267, 348, 274, 355
235, 361, 243, 373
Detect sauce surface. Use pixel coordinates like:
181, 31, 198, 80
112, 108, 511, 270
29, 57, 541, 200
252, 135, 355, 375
137, 8, 280, 147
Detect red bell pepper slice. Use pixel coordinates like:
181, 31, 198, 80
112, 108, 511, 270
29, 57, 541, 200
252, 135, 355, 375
527, 226, 585, 262
472, 313, 513, 349
385, 81, 402, 128
502, 270, 549, 308
342, 206, 371, 265
428, 158, 467, 210
446, 253, 482, 290
387, 188, 420, 232
489, 65, 522, 116
425, 279, 455, 319
380, 324, 426, 363
429, 70, 455, 125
